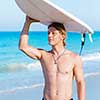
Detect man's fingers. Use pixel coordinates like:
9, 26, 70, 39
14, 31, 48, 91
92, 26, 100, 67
26, 16, 40, 22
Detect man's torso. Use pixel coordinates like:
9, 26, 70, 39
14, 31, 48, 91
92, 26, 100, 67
40, 50, 76, 100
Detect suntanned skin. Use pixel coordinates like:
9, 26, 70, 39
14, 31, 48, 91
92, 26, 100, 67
19, 16, 86, 100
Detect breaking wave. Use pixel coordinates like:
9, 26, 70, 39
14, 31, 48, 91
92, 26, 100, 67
82, 52, 100, 61
0, 52, 100, 73
0, 61, 41, 73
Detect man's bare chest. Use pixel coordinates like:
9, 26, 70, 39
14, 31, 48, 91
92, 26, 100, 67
41, 54, 74, 74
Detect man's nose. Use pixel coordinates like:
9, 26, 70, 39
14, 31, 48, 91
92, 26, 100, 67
48, 32, 53, 37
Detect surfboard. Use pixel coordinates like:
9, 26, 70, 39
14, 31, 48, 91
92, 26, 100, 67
15, 0, 93, 34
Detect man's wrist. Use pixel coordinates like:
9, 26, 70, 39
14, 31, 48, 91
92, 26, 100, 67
24, 20, 32, 26
21, 21, 30, 34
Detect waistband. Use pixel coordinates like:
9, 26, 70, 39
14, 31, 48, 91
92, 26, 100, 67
42, 98, 73, 100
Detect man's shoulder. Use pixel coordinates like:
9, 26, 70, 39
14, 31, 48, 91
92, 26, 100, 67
69, 51, 82, 66
65, 50, 77, 57
66, 50, 82, 60
38, 48, 51, 55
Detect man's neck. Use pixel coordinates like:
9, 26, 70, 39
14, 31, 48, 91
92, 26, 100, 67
52, 45, 65, 56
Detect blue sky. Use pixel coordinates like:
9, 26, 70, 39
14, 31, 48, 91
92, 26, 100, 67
0, 0, 100, 31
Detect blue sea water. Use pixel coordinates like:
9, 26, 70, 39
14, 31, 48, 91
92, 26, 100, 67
0, 31, 100, 97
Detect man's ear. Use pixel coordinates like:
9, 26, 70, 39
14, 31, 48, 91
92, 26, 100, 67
61, 34, 66, 40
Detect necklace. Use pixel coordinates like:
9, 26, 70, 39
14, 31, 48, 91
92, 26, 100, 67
52, 49, 66, 64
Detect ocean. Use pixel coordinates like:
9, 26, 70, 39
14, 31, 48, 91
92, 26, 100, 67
0, 31, 100, 100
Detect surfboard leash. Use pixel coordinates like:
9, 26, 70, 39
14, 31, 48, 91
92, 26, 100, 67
79, 33, 86, 55
79, 33, 93, 55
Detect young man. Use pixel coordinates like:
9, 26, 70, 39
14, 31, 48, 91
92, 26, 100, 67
19, 16, 86, 100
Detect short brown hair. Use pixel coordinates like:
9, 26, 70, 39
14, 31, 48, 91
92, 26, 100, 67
48, 22, 66, 46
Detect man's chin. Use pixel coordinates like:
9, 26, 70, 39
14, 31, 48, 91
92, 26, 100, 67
48, 42, 54, 46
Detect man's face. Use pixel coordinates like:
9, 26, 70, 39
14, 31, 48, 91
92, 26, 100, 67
48, 27, 63, 46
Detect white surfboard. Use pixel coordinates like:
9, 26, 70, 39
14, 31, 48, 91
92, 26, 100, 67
15, 0, 93, 34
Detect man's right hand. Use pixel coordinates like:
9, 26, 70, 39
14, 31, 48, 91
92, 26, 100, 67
25, 15, 40, 24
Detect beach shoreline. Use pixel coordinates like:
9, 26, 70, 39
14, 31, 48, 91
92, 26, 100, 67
0, 74, 100, 100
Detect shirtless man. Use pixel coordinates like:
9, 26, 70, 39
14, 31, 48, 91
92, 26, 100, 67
19, 16, 86, 100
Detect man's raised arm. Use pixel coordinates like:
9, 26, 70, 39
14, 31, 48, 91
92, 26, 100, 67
19, 16, 42, 60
